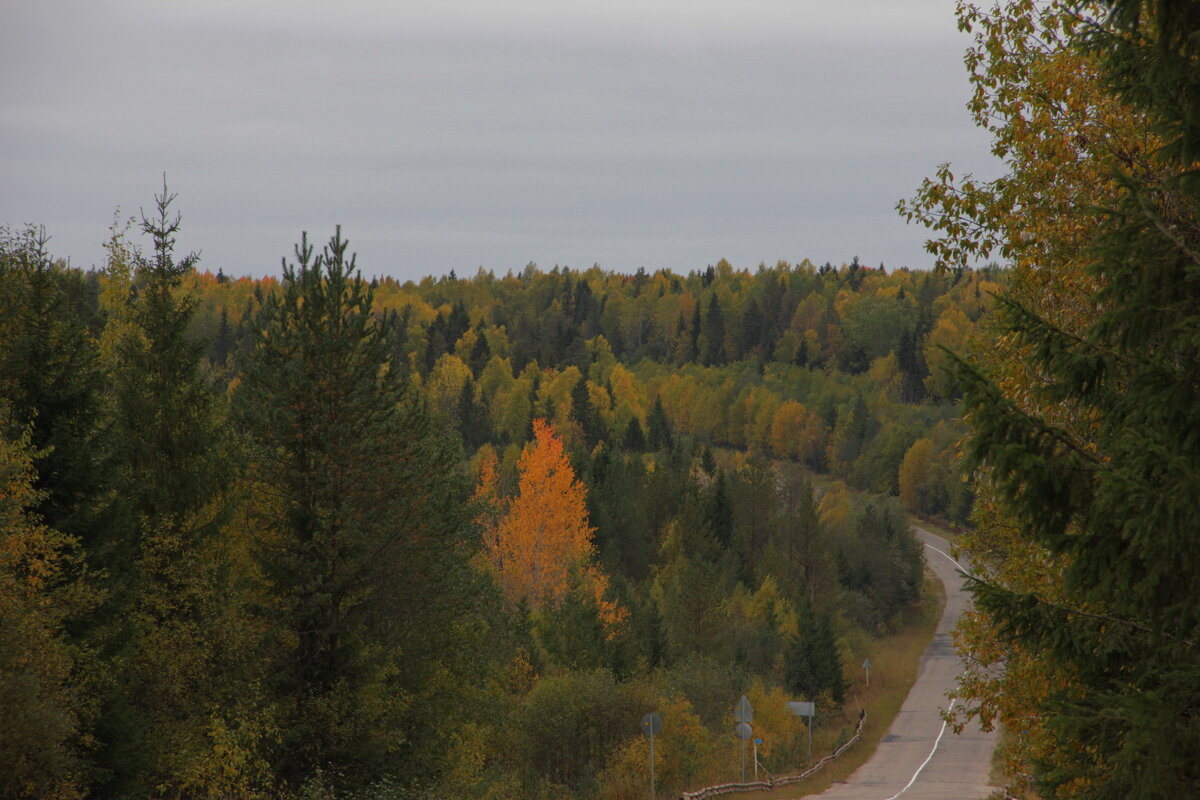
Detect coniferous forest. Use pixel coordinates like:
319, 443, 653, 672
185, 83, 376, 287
5, 1, 1200, 799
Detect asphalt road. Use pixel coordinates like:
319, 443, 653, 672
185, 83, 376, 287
817, 527, 999, 800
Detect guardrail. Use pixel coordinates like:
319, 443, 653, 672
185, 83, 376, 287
679, 711, 867, 800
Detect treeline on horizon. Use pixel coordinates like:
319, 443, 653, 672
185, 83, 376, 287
199, 242, 993, 521
0, 205, 993, 800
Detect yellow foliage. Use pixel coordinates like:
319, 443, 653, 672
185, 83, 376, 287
769, 400, 809, 461
480, 419, 624, 628
897, 437, 934, 513
427, 353, 472, 417
817, 483, 853, 533
597, 695, 717, 799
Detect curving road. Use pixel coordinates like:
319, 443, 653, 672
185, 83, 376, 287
817, 527, 998, 800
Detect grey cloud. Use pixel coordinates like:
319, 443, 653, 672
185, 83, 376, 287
2, 1, 999, 279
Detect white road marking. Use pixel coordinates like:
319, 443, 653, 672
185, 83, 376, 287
880, 698, 957, 800
876, 538, 969, 800
924, 541, 969, 575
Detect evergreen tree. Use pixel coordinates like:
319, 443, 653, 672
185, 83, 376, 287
785, 612, 846, 705
0, 226, 110, 548
739, 297, 763, 356
235, 228, 480, 790
896, 328, 928, 403
458, 377, 492, 450
702, 294, 726, 366
705, 470, 735, 550
98, 183, 240, 797
952, 3, 1200, 792
621, 416, 647, 452
213, 307, 234, 367
570, 375, 603, 449
468, 323, 492, 376
424, 313, 448, 373
447, 299, 471, 346
646, 395, 673, 451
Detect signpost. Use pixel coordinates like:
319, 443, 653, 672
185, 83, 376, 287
735, 694, 753, 723
641, 712, 663, 798
787, 700, 816, 760
734, 695, 754, 782
863, 657, 872, 688
735, 722, 753, 782
753, 738, 763, 780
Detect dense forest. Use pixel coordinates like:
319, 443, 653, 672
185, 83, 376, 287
0, 194, 990, 800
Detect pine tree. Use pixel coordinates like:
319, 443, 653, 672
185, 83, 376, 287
235, 228, 480, 790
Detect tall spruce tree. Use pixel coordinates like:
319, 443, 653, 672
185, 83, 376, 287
0, 226, 110, 549
235, 228, 480, 791
954, 2, 1200, 794
98, 183, 240, 797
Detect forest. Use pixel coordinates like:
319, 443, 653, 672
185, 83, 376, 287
0, 196, 989, 800
6, 0, 1200, 798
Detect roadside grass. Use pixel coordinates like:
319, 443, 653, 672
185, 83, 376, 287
718, 569, 946, 800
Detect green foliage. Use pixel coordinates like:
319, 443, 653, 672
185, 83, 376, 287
0, 421, 92, 800
0, 225, 110, 549
785, 612, 847, 705
2, 171, 1001, 798
515, 670, 650, 795
947, 3, 1200, 795
236, 228, 481, 791
95, 184, 244, 798
835, 499, 923, 634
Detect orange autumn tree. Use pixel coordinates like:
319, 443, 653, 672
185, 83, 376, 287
479, 419, 623, 628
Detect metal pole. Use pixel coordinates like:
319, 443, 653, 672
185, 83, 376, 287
753, 739, 758, 780
807, 715, 813, 761
741, 737, 746, 783
649, 731, 655, 799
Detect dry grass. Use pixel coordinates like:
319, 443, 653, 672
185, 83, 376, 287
717, 569, 946, 800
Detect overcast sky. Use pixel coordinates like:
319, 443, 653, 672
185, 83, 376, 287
2, 0, 1001, 281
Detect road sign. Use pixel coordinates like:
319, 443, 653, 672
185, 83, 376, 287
735, 722, 753, 783
642, 712, 663, 798
734, 694, 753, 723
788, 701, 815, 717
